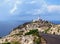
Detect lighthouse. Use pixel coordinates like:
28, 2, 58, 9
32, 16, 40, 22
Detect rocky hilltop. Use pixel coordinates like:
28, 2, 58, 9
0, 19, 60, 44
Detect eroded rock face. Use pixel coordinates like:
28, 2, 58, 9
0, 29, 46, 44
12, 19, 60, 35
0, 19, 60, 44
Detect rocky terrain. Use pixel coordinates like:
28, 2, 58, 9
0, 19, 60, 44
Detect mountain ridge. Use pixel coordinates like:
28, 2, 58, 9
0, 19, 60, 44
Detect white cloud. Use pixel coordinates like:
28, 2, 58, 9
25, 0, 60, 14
4, 0, 48, 15
16, 0, 23, 4
30, 1, 36, 4
26, 9, 42, 15
27, 5, 60, 15
26, 8, 47, 15
5, 0, 10, 3
9, 0, 23, 14
25, 0, 60, 15
10, 4, 17, 14
26, 1, 36, 4
33, 9, 42, 15
26, 0, 47, 15
5, 0, 60, 15
47, 5, 60, 13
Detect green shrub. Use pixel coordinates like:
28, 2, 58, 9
25, 29, 39, 36
34, 37, 41, 44
2, 42, 11, 44
44, 28, 50, 34
25, 29, 41, 44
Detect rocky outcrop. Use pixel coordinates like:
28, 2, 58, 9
0, 19, 60, 44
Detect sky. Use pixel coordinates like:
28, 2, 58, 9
0, 0, 60, 21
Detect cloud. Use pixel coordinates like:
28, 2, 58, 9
16, 0, 23, 4
30, 1, 36, 4
26, 8, 46, 15
26, 1, 36, 4
47, 5, 60, 13
26, 9, 41, 15
26, 4, 60, 15
4, 0, 60, 15
3, 0, 48, 15
5, 0, 10, 3
25, 0, 60, 15
9, 0, 23, 14
32, 9, 43, 15
25, 0, 47, 15
10, 4, 17, 14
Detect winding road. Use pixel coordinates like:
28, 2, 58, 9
39, 33, 60, 44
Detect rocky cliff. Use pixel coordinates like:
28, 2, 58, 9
0, 19, 60, 44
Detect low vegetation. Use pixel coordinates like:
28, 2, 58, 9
2, 42, 10, 44
25, 29, 41, 44
44, 28, 51, 34
25, 29, 39, 35
2, 41, 20, 44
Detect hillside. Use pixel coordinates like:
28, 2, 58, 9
0, 19, 60, 44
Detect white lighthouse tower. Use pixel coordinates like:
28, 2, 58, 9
32, 15, 40, 22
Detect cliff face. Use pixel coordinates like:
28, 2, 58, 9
0, 19, 60, 44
